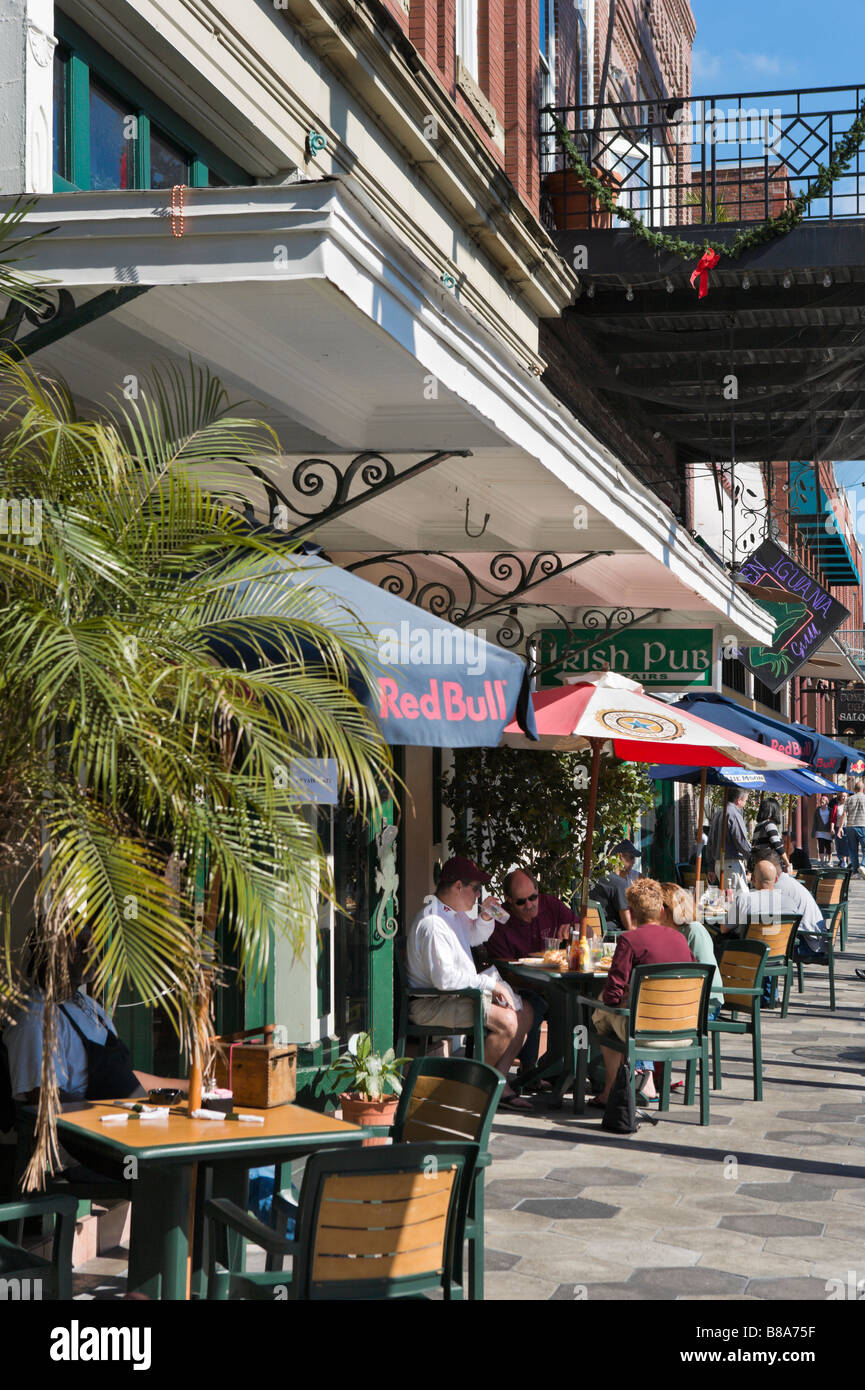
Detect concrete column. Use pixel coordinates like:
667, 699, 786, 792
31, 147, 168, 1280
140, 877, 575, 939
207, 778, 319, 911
0, 0, 55, 195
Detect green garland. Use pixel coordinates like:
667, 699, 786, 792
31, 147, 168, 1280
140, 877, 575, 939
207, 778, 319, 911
551, 99, 865, 263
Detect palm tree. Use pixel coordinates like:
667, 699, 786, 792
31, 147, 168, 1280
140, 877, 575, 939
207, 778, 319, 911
0, 344, 393, 1185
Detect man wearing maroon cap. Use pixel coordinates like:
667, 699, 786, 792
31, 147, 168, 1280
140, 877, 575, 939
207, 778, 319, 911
407, 855, 535, 1110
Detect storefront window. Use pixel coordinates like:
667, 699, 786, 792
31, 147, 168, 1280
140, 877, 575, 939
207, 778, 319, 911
89, 78, 134, 190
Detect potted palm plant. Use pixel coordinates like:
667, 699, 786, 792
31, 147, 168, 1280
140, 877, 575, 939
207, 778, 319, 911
329, 1033, 409, 1142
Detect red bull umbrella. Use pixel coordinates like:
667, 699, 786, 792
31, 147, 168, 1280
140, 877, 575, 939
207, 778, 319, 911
214, 550, 536, 748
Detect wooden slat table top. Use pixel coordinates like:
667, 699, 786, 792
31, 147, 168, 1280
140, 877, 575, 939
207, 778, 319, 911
54, 1100, 367, 1163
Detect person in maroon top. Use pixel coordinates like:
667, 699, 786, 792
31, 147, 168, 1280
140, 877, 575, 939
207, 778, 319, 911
590, 878, 694, 1106
486, 868, 577, 961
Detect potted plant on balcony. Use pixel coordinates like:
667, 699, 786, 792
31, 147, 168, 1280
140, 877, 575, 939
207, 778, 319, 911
543, 162, 622, 230
330, 1032, 409, 1142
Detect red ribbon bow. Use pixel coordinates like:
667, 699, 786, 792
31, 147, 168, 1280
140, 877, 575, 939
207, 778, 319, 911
690, 248, 721, 299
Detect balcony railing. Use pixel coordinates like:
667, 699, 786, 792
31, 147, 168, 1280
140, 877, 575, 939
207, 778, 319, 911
540, 84, 865, 231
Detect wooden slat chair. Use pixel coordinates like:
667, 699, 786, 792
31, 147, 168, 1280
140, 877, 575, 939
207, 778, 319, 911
204, 1142, 478, 1301
708, 940, 769, 1101
0, 1194, 78, 1300
394, 942, 485, 1061
743, 913, 801, 1018
270, 1057, 503, 1299
795, 903, 843, 1012
798, 870, 820, 895
676, 863, 697, 890
390, 1057, 503, 1301
574, 963, 714, 1125
814, 869, 853, 949
583, 903, 608, 936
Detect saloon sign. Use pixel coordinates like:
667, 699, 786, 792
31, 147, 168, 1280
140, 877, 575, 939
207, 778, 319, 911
838, 688, 865, 737
736, 540, 850, 694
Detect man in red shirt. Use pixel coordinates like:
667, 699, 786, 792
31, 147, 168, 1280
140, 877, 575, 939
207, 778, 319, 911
486, 868, 576, 961
591, 878, 694, 1105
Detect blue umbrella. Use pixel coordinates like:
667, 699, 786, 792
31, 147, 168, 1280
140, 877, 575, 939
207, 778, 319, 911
648, 765, 841, 796
672, 693, 857, 774
209, 549, 536, 748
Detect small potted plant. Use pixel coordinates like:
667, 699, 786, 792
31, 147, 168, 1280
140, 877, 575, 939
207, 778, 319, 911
329, 1032, 409, 1143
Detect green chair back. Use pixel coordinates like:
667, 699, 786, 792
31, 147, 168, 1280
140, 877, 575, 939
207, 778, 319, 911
394, 1056, 503, 1148
744, 913, 801, 963
292, 1142, 477, 1300
716, 939, 769, 1015
628, 963, 714, 1047
0, 1194, 78, 1300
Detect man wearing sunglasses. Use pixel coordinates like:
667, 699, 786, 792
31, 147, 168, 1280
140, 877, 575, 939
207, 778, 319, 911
407, 856, 535, 1110
486, 868, 576, 962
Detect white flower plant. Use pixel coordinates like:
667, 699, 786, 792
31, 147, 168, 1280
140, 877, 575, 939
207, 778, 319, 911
329, 1032, 410, 1101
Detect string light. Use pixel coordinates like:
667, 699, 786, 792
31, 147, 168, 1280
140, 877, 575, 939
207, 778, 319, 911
823, 273, 833, 287
741, 273, 750, 290
586, 283, 595, 298
625, 285, 634, 301
170, 184, 186, 238
782, 274, 792, 289
665, 277, 674, 293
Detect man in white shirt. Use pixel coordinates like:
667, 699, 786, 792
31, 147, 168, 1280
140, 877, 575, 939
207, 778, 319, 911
407, 856, 535, 1110
748, 847, 826, 945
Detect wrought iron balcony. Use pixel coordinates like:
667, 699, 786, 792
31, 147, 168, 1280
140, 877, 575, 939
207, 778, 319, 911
539, 84, 865, 231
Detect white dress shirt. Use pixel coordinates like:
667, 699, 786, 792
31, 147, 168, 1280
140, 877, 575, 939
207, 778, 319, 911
407, 895, 520, 1008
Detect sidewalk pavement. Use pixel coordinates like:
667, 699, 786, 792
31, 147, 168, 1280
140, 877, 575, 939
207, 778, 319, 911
479, 881, 865, 1300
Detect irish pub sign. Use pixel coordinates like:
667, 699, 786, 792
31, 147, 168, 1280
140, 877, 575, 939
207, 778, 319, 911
538, 628, 714, 689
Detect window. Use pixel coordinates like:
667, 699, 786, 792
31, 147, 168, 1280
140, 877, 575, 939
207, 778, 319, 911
539, 0, 556, 174
52, 11, 246, 192
89, 79, 135, 191
722, 655, 747, 695
456, 0, 478, 82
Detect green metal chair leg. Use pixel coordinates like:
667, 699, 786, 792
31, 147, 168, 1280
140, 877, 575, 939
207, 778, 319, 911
659, 1061, 671, 1111
573, 1027, 588, 1115
684, 1058, 696, 1106
780, 966, 792, 1019
797, 960, 804, 993
752, 1011, 763, 1102
711, 1029, 722, 1089
829, 950, 835, 1012
468, 1180, 484, 1301
699, 1046, 710, 1126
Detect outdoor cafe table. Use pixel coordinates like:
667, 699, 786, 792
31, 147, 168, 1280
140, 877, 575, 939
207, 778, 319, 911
52, 1100, 372, 1299
501, 962, 607, 1107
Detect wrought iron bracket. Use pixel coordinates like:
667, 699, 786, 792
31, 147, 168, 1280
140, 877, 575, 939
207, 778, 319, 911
247, 450, 472, 539
344, 549, 613, 634
1, 285, 153, 358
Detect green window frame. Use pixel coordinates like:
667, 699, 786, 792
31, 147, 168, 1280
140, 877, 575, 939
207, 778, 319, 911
53, 11, 248, 192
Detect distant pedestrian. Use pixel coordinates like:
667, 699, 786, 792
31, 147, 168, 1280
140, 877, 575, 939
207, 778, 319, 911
707, 789, 751, 893
831, 792, 849, 867
844, 781, 865, 878
812, 794, 833, 865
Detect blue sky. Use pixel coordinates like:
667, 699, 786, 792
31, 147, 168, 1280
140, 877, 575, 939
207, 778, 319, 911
690, 0, 863, 94
690, 2, 865, 543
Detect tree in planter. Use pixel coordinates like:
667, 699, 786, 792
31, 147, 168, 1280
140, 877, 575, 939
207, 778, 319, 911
0, 345, 393, 1185
441, 746, 651, 902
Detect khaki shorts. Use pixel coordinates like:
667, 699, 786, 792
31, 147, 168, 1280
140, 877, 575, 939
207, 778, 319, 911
591, 1007, 695, 1049
409, 992, 491, 1029
592, 1008, 629, 1043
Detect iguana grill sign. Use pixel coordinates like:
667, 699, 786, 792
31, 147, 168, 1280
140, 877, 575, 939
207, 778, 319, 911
736, 539, 850, 693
